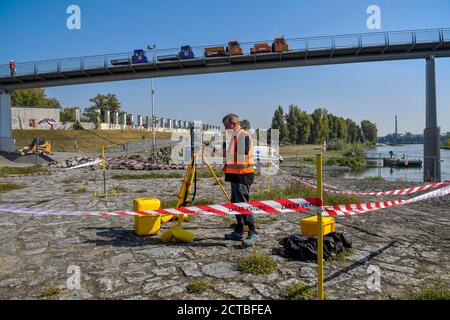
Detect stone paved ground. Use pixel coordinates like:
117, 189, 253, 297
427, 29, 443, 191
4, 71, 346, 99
0, 166, 449, 300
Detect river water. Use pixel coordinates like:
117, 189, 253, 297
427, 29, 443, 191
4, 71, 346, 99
344, 144, 450, 182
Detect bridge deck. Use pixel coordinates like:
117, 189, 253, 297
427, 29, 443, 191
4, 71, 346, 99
1, 28, 449, 90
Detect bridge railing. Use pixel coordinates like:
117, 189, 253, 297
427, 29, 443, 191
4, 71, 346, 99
1, 28, 449, 79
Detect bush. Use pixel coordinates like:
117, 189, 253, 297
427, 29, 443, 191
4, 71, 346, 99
238, 253, 278, 275
401, 281, 450, 300
327, 139, 349, 151
186, 280, 212, 294
283, 283, 315, 300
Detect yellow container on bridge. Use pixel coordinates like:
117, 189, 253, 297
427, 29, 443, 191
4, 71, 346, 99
300, 216, 336, 237
133, 198, 162, 236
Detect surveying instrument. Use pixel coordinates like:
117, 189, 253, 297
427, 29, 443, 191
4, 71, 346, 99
172, 123, 231, 226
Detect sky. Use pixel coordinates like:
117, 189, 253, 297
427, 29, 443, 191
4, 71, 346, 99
0, 0, 449, 136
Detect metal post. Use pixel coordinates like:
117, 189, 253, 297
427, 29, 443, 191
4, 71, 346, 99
151, 77, 156, 159
316, 154, 324, 300
423, 56, 441, 182
0, 90, 14, 152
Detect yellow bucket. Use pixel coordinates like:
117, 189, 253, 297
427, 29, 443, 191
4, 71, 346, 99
300, 215, 336, 237
133, 198, 162, 236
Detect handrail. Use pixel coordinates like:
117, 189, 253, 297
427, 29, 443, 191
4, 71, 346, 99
1, 28, 449, 77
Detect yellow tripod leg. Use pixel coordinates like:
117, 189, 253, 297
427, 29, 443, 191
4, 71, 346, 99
202, 154, 231, 202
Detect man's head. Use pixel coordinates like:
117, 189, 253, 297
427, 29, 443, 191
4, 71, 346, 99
222, 113, 240, 130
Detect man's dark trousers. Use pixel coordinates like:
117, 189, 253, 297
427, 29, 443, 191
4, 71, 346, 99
231, 182, 256, 234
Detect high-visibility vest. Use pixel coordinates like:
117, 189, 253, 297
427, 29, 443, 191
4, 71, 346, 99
9, 61, 15, 69
224, 128, 254, 175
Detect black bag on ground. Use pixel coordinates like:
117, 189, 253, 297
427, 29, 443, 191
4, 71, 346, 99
280, 232, 352, 262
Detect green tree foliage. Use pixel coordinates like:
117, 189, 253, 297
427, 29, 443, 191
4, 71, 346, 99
60, 107, 79, 122
271, 106, 288, 143
310, 108, 330, 144
11, 88, 61, 108
82, 93, 122, 125
241, 119, 251, 130
270, 105, 375, 145
361, 120, 378, 144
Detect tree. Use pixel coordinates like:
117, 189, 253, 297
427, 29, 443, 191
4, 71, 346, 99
83, 93, 122, 125
241, 119, 251, 130
361, 120, 378, 144
310, 108, 330, 144
271, 106, 288, 144
296, 109, 313, 145
11, 88, 61, 108
60, 107, 79, 122
285, 105, 300, 144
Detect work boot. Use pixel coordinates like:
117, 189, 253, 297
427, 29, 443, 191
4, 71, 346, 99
242, 233, 258, 248
224, 231, 244, 241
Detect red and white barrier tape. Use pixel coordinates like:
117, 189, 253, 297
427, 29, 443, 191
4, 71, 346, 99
323, 184, 450, 216
277, 166, 450, 197
65, 157, 225, 171
0, 198, 319, 217
0, 184, 449, 218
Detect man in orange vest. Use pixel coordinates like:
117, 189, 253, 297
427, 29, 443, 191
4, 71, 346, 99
9, 60, 16, 76
222, 113, 257, 248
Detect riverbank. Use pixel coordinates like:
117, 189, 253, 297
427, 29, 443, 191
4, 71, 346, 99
0, 166, 448, 300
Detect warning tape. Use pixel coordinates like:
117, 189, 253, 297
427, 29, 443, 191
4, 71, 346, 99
0, 184, 449, 217
0, 198, 319, 217
65, 157, 225, 171
323, 184, 450, 216
276, 166, 450, 197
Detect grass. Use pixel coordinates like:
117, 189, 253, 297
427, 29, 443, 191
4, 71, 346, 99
364, 176, 384, 181
0, 183, 26, 193
283, 283, 315, 300
238, 252, 278, 275
186, 280, 213, 294
42, 287, 61, 297
252, 183, 359, 206
0, 166, 47, 175
12, 129, 171, 153
400, 281, 450, 300
112, 172, 183, 180
65, 187, 87, 194
330, 248, 353, 263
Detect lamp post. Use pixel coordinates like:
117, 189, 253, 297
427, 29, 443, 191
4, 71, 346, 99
147, 44, 157, 160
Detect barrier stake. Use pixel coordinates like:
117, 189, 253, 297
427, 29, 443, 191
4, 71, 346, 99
268, 149, 271, 192
316, 153, 324, 300
102, 146, 107, 198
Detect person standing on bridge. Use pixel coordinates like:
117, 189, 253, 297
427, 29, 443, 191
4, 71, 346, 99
222, 113, 257, 248
9, 60, 16, 76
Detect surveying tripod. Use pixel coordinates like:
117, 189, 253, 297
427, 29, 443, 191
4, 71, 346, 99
173, 126, 231, 226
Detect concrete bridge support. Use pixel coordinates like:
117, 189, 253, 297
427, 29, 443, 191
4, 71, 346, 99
0, 90, 15, 152
423, 56, 441, 182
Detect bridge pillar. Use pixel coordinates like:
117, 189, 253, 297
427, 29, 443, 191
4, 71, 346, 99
0, 90, 15, 152
423, 56, 441, 182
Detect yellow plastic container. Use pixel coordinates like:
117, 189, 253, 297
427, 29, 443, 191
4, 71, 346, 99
133, 198, 162, 236
300, 216, 336, 237
161, 228, 174, 242
171, 226, 195, 243
161, 215, 174, 223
